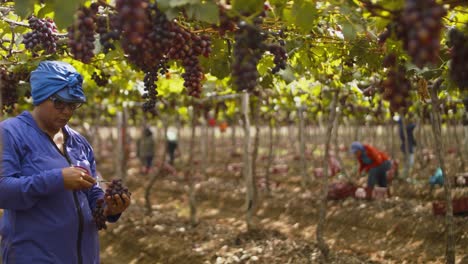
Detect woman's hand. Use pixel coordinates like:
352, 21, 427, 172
62, 167, 96, 190
104, 193, 131, 217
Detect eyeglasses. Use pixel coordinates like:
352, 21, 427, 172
49, 96, 83, 111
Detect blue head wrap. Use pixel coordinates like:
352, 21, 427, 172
350, 141, 365, 154
30, 61, 86, 105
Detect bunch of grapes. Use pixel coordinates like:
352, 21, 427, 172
0, 68, 28, 113
91, 71, 110, 87
96, 15, 120, 53
112, 1, 211, 106
68, 4, 99, 63
216, 5, 237, 36
266, 44, 287, 73
142, 71, 158, 112
448, 28, 468, 90
22, 16, 58, 54
400, 0, 446, 68
232, 18, 287, 93
105, 179, 131, 197
92, 179, 131, 230
232, 20, 267, 93
92, 199, 107, 230
379, 55, 412, 113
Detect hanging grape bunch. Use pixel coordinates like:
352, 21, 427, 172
96, 15, 120, 53
113, 0, 211, 106
0, 67, 28, 113
400, 0, 446, 68
68, 4, 99, 63
448, 28, 468, 90
22, 16, 58, 55
379, 54, 412, 113
91, 71, 110, 87
232, 17, 287, 94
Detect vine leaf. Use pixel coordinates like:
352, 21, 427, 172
14, 0, 35, 19
186, 2, 219, 24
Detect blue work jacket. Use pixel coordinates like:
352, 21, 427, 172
0, 111, 116, 263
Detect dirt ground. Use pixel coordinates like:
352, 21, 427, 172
95, 133, 468, 264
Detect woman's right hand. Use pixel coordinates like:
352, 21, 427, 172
62, 167, 96, 190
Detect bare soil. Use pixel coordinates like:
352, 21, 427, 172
96, 135, 468, 264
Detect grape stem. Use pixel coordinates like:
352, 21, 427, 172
0, 16, 68, 38
0, 16, 29, 27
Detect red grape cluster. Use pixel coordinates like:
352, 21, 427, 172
22, 16, 58, 54
92, 179, 131, 231
0, 67, 28, 113
267, 44, 287, 74
92, 199, 107, 230
91, 71, 110, 87
400, 0, 446, 68
379, 55, 412, 113
105, 179, 131, 197
232, 20, 267, 93
448, 28, 468, 90
142, 71, 158, 112
96, 15, 120, 53
68, 4, 99, 63
232, 18, 288, 93
113, 1, 211, 106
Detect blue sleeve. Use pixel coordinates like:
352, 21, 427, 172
0, 130, 64, 210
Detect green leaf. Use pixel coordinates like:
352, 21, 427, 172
278, 65, 296, 84
37, 4, 55, 19
169, 0, 199, 8
292, 0, 317, 32
14, 0, 35, 18
186, 2, 219, 24
51, 0, 84, 30
232, 0, 263, 15
341, 22, 356, 40
258, 56, 274, 76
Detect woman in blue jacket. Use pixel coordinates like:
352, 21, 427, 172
0, 61, 130, 263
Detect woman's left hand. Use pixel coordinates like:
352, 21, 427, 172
104, 193, 131, 216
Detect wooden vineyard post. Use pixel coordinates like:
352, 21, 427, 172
116, 109, 128, 182
251, 100, 260, 202
144, 121, 168, 215
187, 106, 199, 226
429, 79, 455, 264
265, 117, 274, 194
332, 107, 349, 178
450, 118, 465, 170
201, 115, 208, 177
316, 89, 339, 259
231, 115, 237, 156
242, 92, 255, 231
399, 114, 411, 180
297, 105, 309, 187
